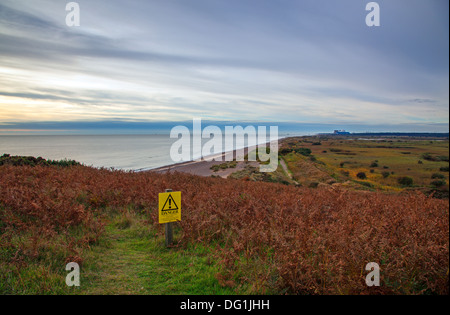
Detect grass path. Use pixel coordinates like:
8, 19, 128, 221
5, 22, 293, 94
79, 213, 240, 295
279, 158, 299, 185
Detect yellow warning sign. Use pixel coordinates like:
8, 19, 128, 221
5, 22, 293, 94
158, 191, 181, 224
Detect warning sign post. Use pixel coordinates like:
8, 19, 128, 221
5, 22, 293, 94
158, 189, 181, 247
158, 190, 181, 224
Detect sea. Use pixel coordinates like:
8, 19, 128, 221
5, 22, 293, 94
0, 133, 298, 171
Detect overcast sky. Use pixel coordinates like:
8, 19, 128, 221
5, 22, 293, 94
0, 0, 448, 131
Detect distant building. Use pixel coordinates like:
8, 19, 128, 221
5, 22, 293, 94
333, 130, 351, 135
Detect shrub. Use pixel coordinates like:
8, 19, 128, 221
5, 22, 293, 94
422, 153, 450, 162
431, 180, 447, 188
356, 172, 367, 180
0, 154, 80, 167
422, 153, 434, 161
440, 166, 450, 172
398, 176, 414, 187
280, 148, 293, 155
431, 173, 445, 179
370, 162, 379, 168
382, 171, 390, 178
295, 148, 312, 156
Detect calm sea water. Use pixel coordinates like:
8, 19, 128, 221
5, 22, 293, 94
0, 133, 292, 171
0, 135, 176, 171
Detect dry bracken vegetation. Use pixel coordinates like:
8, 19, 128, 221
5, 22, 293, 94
0, 164, 448, 294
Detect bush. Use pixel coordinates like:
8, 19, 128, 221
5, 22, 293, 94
0, 154, 80, 167
382, 171, 390, 178
431, 173, 445, 179
440, 166, 450, 172
431, 180, 447, 188
422, 153, 434, 161
398, 176, 414, 187
422, 153, 450, 162
280, 148, 293, 155
370, 162, 379, 168
356, 172, 367, 180
295, 148, 312, 156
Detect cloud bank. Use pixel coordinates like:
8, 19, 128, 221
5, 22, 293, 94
0, 0, 448, 130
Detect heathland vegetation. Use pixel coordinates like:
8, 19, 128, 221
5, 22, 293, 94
273, 136, 450, 196
0, 146, 448, 294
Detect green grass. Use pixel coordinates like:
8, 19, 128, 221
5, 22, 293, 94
79, 212, 244, 295
1, 210, 247, 295
0, 263, 73, 295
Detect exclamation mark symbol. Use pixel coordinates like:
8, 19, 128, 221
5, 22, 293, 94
169, 197, 172, 209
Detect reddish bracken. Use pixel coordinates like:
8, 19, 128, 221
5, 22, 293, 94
0, 165, 448, 294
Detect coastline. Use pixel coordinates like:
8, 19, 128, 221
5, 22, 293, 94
143, 140, 279, 178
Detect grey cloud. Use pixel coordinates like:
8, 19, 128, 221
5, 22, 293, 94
0, 0, 448, 125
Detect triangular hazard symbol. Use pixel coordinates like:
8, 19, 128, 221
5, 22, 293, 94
161, 194, 179, 211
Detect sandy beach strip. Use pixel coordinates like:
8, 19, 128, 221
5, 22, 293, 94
144, 142, 276, 178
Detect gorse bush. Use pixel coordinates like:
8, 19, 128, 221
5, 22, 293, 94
0, 164, 448, 294
398, 176, 414, 187
295, 148, 312, 156
279, 147, 312, 157
431, 180, 447, 188
356, 172, 367, 180
422, 153, 450, 162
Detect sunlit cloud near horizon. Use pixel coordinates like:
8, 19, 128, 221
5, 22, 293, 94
0, 0, 448, 133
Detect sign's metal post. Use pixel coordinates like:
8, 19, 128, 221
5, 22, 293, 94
164, 189, 173, 247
